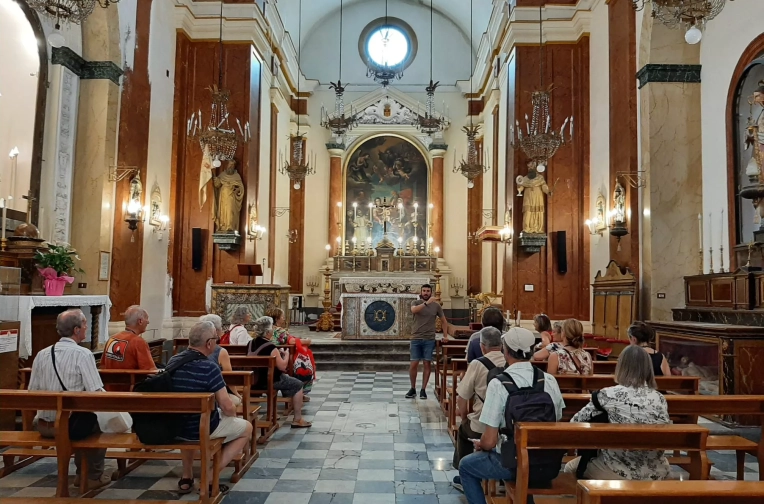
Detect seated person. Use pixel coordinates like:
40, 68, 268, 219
458, 328, 564, 504
532, 313, 553, 351
267, 307, 312, 347
248, 316, 312, 428
266, 307, 316, 393
101, 305, 157, 389
546, 319, 592, 375
451, 327, 504, 490
627, 321, 670, 376
466, 307, 506, 362
226, 306, 252, 346
200, 313, 241, 405
564, 345, 670, 480
171, 321, 252, 495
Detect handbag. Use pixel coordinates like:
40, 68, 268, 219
51, 344, 99, 441
575, 390, 609, 478
96, 411, 132, 433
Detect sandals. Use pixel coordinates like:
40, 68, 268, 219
291, 419, 312, 429
177, 478, 194, 495
303, 396, 311, 403
210, 484, 230, 495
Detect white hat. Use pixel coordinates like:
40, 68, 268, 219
502, 327, 535, 355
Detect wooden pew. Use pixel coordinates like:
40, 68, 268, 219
561, 393, 764, 480
553, 375, 699, 394
0, 393, 60, 478
531, 360, 618, 375
435, 340, 467, 400
0, 390, 225, 504
438, 344, 469, 405
502, 423, 710, 504
229, 355, 279, 442
576, 480, 764, 504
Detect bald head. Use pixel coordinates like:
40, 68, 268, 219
57, 309, 87, 343
124, 305, 149, 334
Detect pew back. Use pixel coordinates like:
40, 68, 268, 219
576, 480, 764, 504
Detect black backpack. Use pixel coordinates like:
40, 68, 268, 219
495, 367, 565, 470
130, 350, 207, 444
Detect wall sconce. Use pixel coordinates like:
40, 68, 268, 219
248, 224, 266, 241
498, 224, 513, 243
609, 180, 628, 249
152, 214, 170, 240
585, 191, 608, 236
287, 229, 298, 244
123, 201, 145, 242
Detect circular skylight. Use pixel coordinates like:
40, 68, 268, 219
366, 26, 409, 68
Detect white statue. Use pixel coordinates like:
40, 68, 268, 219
613, 181, 626, 223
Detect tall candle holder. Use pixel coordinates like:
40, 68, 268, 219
709, 246, 714, 274
434, 268, 443, 333
720, 210, 725, 273
316, 266, 335, 332
698, 247, 703, 275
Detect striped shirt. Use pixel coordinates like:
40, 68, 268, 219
168, 350, 225, 440
28, 338, 104, 421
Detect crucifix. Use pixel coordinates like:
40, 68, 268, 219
22, 192, 36, 225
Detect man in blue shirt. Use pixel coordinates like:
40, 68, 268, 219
169, 321, 252, 494
466, 307, 506, 362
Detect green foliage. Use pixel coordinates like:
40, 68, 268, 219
34, 243, 85, 276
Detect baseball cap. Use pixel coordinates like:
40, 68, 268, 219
502, 327, 536, 355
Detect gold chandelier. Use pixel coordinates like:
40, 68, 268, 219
632, 1, 734, 44
416, 1, 447, 135
279, 135, 315, 190
27, 0, 117, 25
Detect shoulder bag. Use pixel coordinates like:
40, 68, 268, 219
51, 344, 99, 441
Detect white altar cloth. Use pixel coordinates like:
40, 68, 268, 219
0, 295, 111, 358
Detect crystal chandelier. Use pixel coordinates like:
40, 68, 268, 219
320, 0, 359, 142
27, 0, 117, 25
417, 1, 448, 135
280, 0, 315, 190
186, 3, 248, 167
453, 0, 489, 189
366, 0, 404, 87
510, 6, 572, 172
632, 1, 733, 44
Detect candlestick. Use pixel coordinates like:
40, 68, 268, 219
335, 236, 341, 256
1, 198, 6, 239
353, 202, 357, 220
325, 244, 331, 260
697, 213, 703, 274
368, 202, 373, 223
709, 246, 714, 274
719, 209, 725, 273
9, 147, 19, 208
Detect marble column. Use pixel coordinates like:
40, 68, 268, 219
430, 147, 446, 254
327, 146, 344, 253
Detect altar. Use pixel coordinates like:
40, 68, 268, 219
341, 293, 417, 340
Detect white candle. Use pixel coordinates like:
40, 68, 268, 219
368, 202, 373, 222
39, 208, 44, 241
708, 213, 712, 250
325, 244, 331, 259
9, 148, 19, 208
697, 214, 702, 251
353, 202, 357, 220
1, 199, 6, 239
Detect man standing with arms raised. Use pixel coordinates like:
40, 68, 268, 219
406, 284, 449, 399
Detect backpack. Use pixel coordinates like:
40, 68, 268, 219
219, 324, 240, 345
130, 351, 207, 444
495, 366, 565, 470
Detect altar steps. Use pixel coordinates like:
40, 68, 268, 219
311, 340, 412, 372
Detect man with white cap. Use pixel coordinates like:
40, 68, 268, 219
456, 327, 565, 503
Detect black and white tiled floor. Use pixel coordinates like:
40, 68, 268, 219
0, 371, 759, 502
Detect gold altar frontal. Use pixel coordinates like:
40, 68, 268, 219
211, 283, 290, 330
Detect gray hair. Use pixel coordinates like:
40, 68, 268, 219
200, 314, 223, 332
124, 305, 148, 327
231, 306, 251, 325
480, 327, 502, 349
188, 321, 217, 347
615, 345, 658, 390
252, 316, 274, 339
552, 321, 563, 334
56, 309, 86, 338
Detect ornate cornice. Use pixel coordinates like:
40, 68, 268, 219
636, 64, 702, 89
51, 46, 123, 85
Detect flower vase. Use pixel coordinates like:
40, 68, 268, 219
44, 276, 68, 296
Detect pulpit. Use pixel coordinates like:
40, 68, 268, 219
210, 283, 290, 330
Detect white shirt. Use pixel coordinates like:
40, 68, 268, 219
479, 361, 565, 452
28, 338, 104, 421
457, 351, 507, 433
229, 325, 252, 346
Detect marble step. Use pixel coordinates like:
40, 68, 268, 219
312, 350, 411, 362
314, 360, 412, 372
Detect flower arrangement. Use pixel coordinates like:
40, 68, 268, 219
34, 243, 84, 296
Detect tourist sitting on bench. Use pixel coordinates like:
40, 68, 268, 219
171, 321, 253, 495
100, 305, 157, 380
200, 313, 242, 405
564, 345, 670, 480
466, 307, 506, 362
226, 306, 252, 345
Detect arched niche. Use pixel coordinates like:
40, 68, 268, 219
0, 0, 47, 223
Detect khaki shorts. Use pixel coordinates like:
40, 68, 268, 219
211, 414, 250, 443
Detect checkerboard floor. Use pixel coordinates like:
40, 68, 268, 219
0, 371, 759, 503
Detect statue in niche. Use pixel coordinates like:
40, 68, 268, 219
613, 180, 626, 223
745, 82, 764, 180
129, 173, 143, 204
516, 163, 551, 235
213, 160, 244, 233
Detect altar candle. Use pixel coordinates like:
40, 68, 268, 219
352, 236, 357, 250
698, 214, 702, 252
39, 208, 44, 241
413, 202, 419, 221
353, 202, 358, 220
708, 212, 712, 251
398, 202, 403, 221
336, 236, 341, 255
1, 198, 6, 239
720, 209, 724, 247
325, 244, 331, 259
434, 246, 440, 257
428, 203, 433, 223
368, 202, 373, 222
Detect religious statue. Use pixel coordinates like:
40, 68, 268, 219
516, 165, 551, 235
613, 180, 626, 223
213, 160, 244, 233
744, 82, 764, 181
129, 173, 143, 204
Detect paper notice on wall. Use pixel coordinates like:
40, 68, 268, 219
0, 330, 18, 354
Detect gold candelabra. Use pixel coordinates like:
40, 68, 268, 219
315, 266, 334, 332
306, 276, 319, 294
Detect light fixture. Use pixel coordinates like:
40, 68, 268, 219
280, 0, 315, 190
287, 229, 298, 244
366, 0, 405, 87
152, 214, 170, 240
585, 192, 608, 236
248, 224, 266, 242
417, 0, 448, 135
320, 0, 358, 142
28, 0, 118, 26
609, 180, 629, 249
476, 208, 513, 243
123, 201, 144, 240
453, 0, 490, 188
510, 5, 572, 172
632, 1, 733, 45
186, 2, 249, 167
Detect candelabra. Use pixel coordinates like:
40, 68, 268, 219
315, 267, 335, 332
434, 268, 443, 333
709, 246, 715, 274
451, 277, 464, 297
306, 276, 319, 294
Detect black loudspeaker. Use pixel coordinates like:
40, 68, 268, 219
192, 228, 203, 271
557, 230, 568, 274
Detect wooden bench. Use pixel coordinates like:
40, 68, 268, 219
435, 340, 467, 400
0, 390, 225, 504
562, 393, 764, 480
229, 355, 279, 442
438, 344, 469, 405
0, 392, 60, 478
499, 423, 710, 504
531, 359, 618, 374
554, 375, 699, 394
576, 480, 764, 504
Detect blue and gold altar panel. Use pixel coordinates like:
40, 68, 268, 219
341, 293, 417, 340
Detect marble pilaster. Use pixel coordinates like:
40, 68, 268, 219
327, 146, 344, 252
430, 148, 446, 255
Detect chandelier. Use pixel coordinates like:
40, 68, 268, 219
366, 0, 404, 87
186, 3, 248, 167
417, 1, 448, 135
454, 0, 490, 189
632, 1, 734, 44
510, 6, 572, 172
27, 0, 117, 25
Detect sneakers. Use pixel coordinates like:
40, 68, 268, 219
405, 388, 417, 399
452, 475, 463, 492
419, 389, 427, 400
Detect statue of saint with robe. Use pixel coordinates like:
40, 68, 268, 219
516, 166, 551, 235
213, 160, 244, 233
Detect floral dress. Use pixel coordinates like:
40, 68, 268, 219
571, 385, 671, 480
549, 344, 592, 375
271, 327, 315, 393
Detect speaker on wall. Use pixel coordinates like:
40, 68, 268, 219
192, 228, 203, 271
557, 230, 568, 274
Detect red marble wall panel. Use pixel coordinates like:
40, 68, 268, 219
467, 147, 484, 295
268, 103, 278, 283
288, 139, 306, 293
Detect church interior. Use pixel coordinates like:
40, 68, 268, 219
1, 0, 764, 502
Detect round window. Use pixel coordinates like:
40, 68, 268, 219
359, 17, 417, 72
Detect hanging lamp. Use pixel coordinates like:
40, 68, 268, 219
365, 0, 405, 87
417, 0, 448, 135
